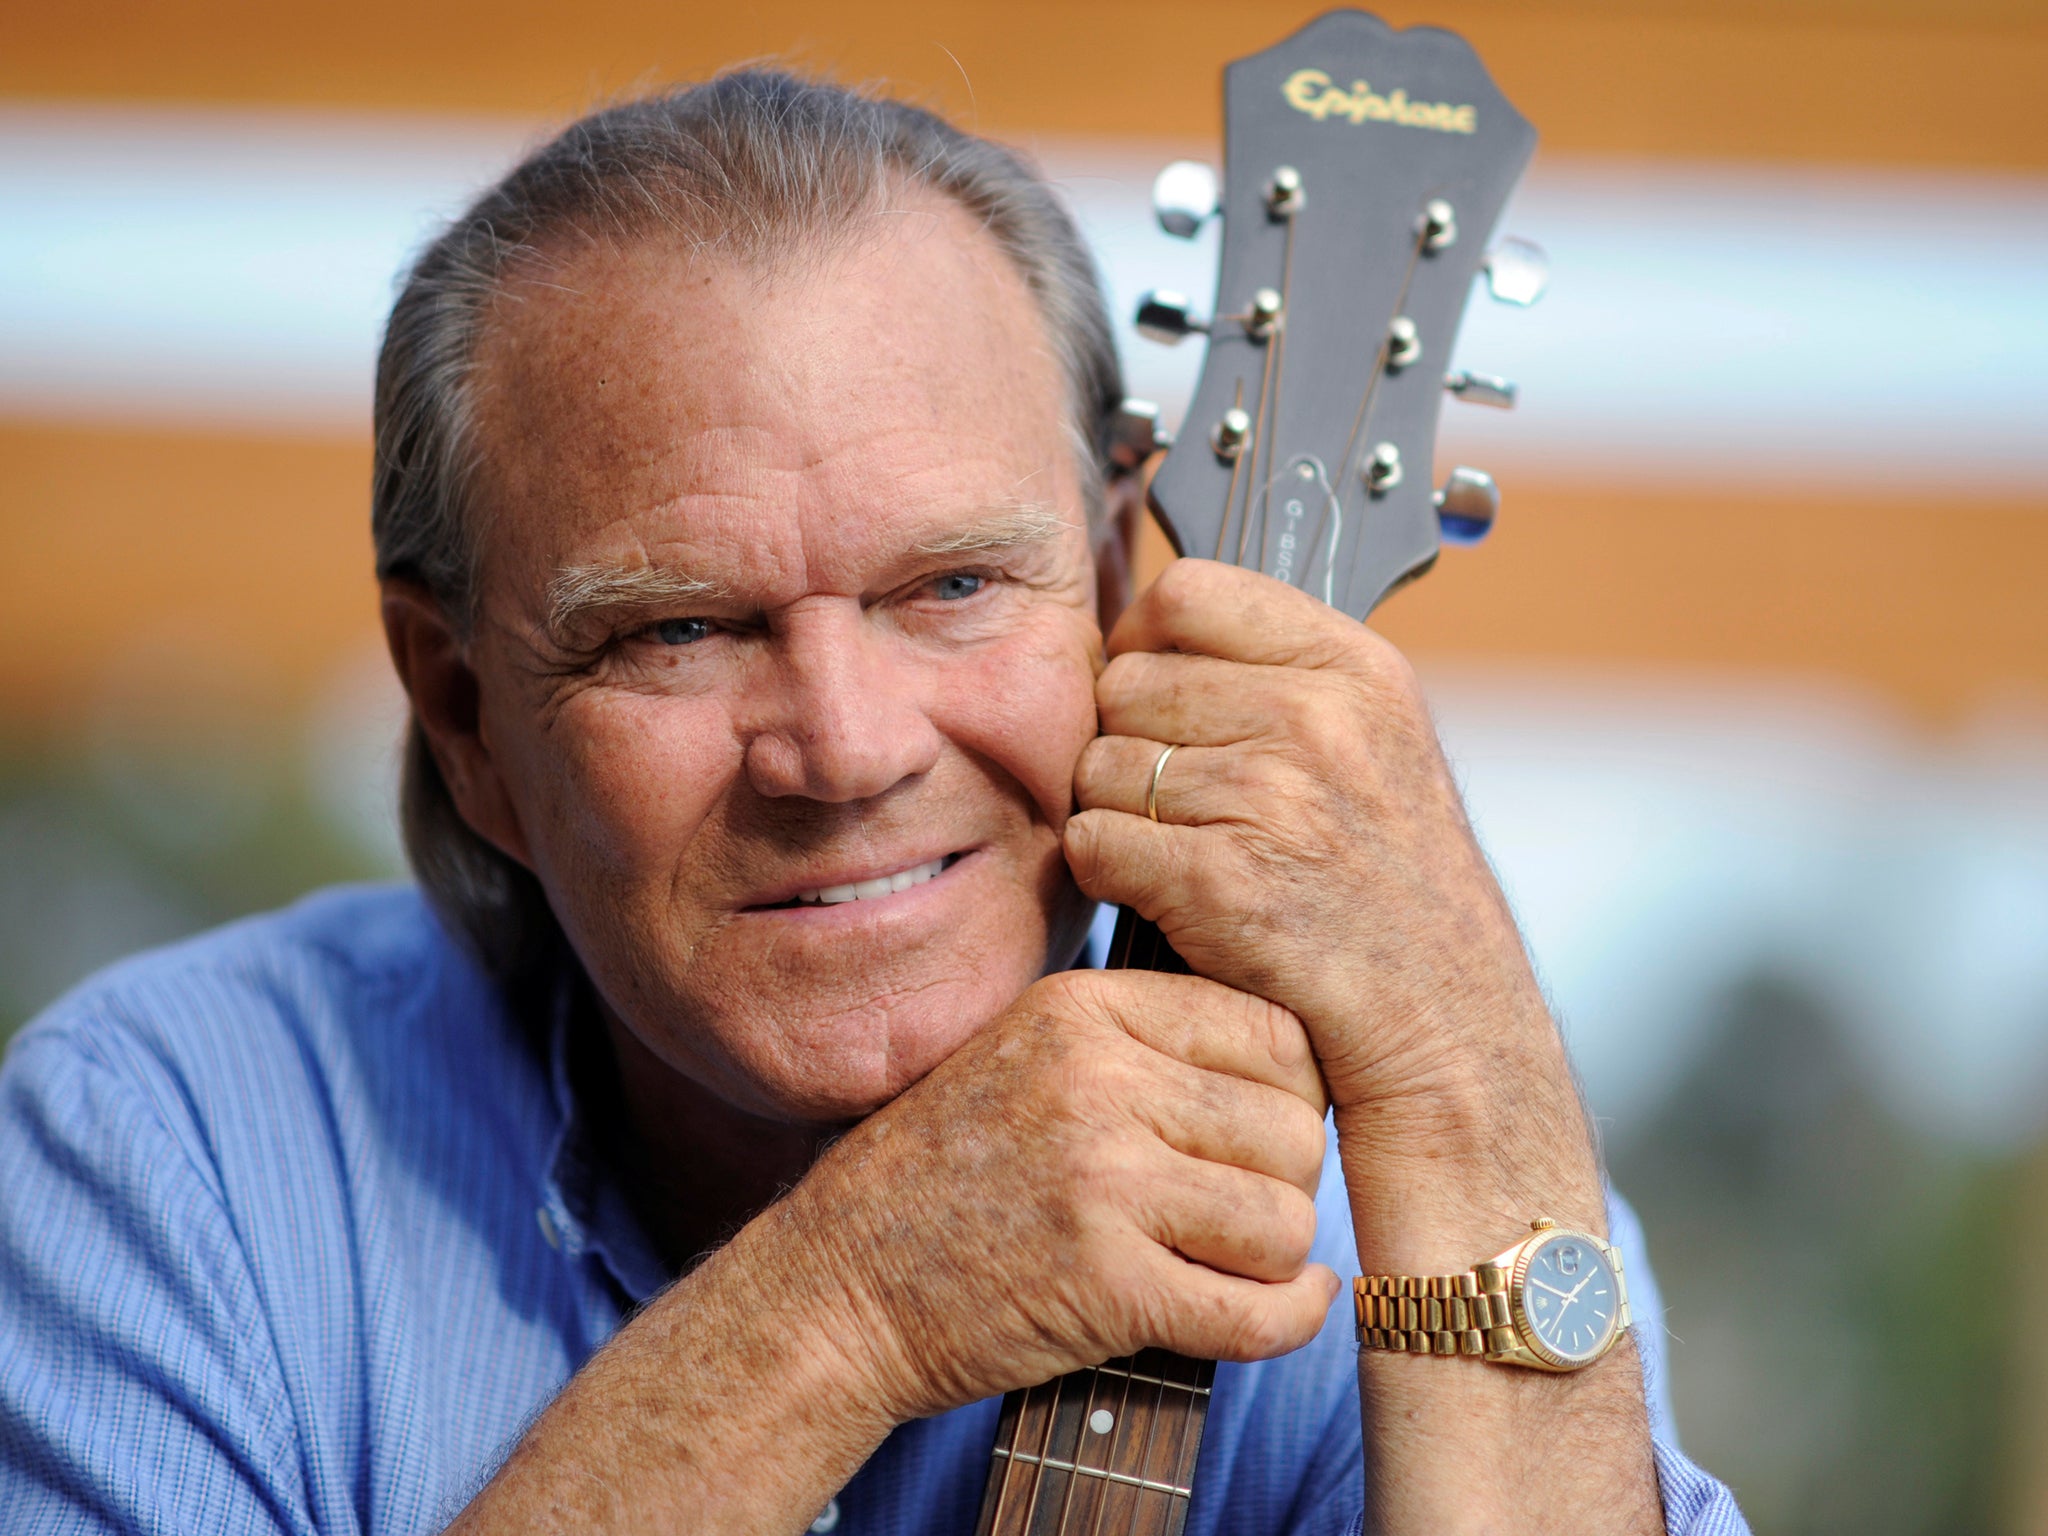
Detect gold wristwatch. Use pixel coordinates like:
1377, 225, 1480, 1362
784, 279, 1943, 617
1353, 1217, 1631, 1372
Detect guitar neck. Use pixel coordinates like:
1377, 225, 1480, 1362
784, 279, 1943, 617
974, 1342, 1215, 1536
972, 909, 1215, 1536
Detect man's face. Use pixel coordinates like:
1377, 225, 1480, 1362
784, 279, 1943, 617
459, 192, 1105, 1124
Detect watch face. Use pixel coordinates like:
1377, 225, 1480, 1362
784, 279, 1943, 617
1517, 1232, 1621, 1366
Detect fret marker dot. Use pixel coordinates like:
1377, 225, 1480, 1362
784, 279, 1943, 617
1088, 1409, 1115, 1435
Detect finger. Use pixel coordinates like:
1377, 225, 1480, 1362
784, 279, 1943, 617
1139, 1247, 1342, 1364
1136, 1151, 1319, 1284
1043, 969, 1325, 1113
1074, 735, 1268, 826
1064, 808, 1213, 939
1093, 648, 1314, 749
1107, 558, 1369, 671
1122, 1052, 1327, 1195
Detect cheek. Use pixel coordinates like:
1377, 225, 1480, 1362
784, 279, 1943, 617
939, 617, 1102, 827
516, 693, 737, 886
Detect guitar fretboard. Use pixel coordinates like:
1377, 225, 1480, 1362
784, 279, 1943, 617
973, 1348, 1216, 1536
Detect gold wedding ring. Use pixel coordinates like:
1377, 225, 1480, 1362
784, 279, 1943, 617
1145, 742, 1181, 823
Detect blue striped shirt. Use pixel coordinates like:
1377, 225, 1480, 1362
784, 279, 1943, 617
0, 887, 1748, 1533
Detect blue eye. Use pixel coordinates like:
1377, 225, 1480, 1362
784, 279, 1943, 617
933, 573, 984, 601
654, 617, 712, 645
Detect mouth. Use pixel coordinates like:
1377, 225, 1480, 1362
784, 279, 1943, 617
750, 851, 970, 911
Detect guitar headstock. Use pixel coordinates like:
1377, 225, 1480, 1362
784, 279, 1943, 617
1127, 10, 1541, 620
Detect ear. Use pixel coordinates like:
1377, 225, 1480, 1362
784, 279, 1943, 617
380, 579, 535, 871
1093, 472, 1145, 634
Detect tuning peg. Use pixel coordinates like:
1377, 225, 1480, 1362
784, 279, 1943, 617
1444, 370, 1517, 408
1434, 467, 1498, 544
1153, 161, 1220, 239
1482, 237, 1549, 306
1134, 290, 1209, 345
1107, 398, 1171, 471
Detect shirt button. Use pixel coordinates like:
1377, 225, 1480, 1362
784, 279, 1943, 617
809, 1498, 841, 1532
536, 1205, 563, 1252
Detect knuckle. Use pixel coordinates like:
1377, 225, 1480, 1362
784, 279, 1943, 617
1072, 734, 1115, 793
1245, 994, 1315, 1076
1148, 558, 1208, 619
1061, 811, 1107, 884
1021, 966, 1107, 1027
1271, 1185, 1318, 1266
1096, 651, 1145, 706
1222, 1300, 1296, 1361
1283, 1100, 1329, 1181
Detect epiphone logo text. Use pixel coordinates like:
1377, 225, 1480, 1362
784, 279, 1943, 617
1282, 68, 1477, 134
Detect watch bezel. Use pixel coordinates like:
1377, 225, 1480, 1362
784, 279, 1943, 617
1508, 1227, 1622, 1369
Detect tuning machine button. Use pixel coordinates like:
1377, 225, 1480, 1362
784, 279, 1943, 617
1365, 442, 1403, 494
1107, 398, 1170, 471
1247, 287, 1284, 339
1134, 290, 1209, 345
1386, 316, 1421, 370
1420, 198, 1456, 252
1444, 370, 1517, 408
1153, 161, 1219, 239
1265, 165, 1304, 218
1483, 237, 1549, 305
1211, 408, 1252, 461
1434, 466, 1499, 543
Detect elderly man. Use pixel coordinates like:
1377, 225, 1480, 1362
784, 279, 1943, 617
0, 74, 1744, 1535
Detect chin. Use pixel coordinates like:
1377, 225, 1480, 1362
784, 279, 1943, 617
766, 968, 1031, 1123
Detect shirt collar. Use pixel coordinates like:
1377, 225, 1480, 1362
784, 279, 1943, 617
537, 978, 671, 1306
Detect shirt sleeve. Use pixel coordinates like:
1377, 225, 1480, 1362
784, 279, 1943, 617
0, 1014, 316, 1536
1609, 1194, 1753, 1536
1275, 1191, 1751, 1536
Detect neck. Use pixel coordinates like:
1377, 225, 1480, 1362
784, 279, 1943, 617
588, 1001, 840, 1272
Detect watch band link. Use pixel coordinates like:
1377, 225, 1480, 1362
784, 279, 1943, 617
1353, 1268, 1518, 1358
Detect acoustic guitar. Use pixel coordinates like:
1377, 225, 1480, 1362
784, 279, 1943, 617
971, 10, 1543, 1533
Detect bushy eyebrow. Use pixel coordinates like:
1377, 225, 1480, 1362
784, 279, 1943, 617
544, 563, 727, 639
914, 503, 1076, 555
542, 504, 1075, 641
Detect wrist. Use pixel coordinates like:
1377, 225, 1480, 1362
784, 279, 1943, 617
1331, 1038, 1604, 1274
718, 1186, 921, 1444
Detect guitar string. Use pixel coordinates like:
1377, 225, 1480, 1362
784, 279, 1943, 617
1212, 379, 1247, 561
1118, 1356, 1174, 1536
1004, 1361, 1070, 1531
1162, 1359, 1204, 1535
1081, 1349, 1141, 1536
1324, 220, 1431, 603
984, 1381, 1031, 1534
1033, 1366, 1072, 1525
1050, 1365, 1109, 1536
1233, 282, 1282, 570
1250, 212, 1300, 580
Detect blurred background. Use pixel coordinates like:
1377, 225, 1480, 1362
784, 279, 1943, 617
3, 0, 2046, 1528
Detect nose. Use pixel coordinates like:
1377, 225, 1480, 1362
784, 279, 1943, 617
741, 601, 944, 802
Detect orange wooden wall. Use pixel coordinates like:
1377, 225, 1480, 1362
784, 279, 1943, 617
5, 0, 2045, 729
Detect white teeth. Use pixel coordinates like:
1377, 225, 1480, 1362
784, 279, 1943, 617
794, 857, 948, 905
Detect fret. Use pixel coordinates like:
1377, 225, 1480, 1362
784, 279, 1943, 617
1075, 1361, 1211, 1395
987, 1445, 1193, 1500
975, 1354, 1214, 1536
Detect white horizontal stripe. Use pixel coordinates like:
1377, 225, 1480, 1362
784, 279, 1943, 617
0, 103, 2043, 491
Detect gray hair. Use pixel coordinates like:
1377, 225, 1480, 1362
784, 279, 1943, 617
371, 70, 1126, 985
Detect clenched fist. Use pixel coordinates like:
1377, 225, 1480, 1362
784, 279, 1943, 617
782, 965, 1339, 1423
